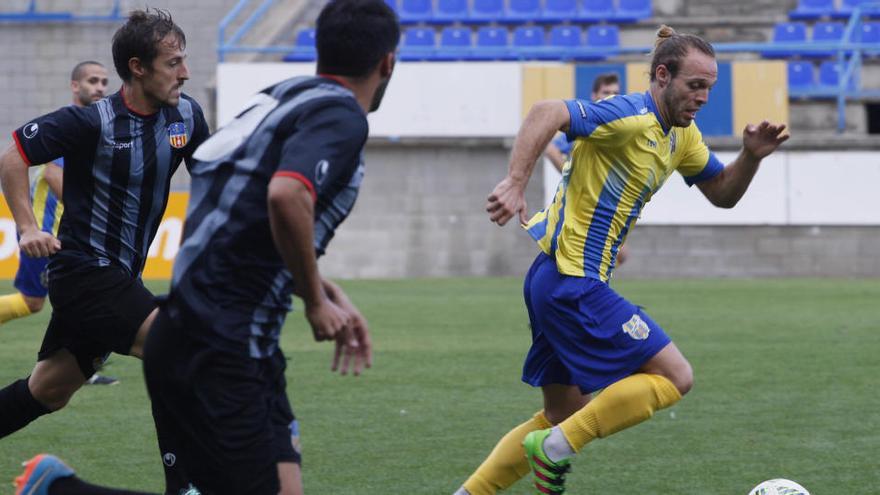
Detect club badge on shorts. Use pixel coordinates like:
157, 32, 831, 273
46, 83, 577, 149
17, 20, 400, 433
168, 122, 188, 149
622, 314, 650, 340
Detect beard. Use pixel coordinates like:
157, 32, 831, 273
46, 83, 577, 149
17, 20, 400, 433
369, 77, 391, 112
662, 87, 692, 128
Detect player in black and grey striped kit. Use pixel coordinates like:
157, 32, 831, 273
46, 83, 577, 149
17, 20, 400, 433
0, 8, 208, 445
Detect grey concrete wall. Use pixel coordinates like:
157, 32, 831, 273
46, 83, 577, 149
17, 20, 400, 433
319, 142, 880, 279
0, 0, 240, 142
616, 225, 880, 279
320, 143, 545, 279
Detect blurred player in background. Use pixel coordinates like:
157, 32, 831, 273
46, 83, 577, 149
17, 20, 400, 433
544, 72, 630, 266
0, 60, 118, 386
0, 8, 208, 450
12, 0, 398, 494
544, 72, 620, 172
456, 25, 788, 495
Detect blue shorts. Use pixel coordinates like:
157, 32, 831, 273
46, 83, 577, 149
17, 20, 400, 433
522, 252, 671, 394
14, 252, 49, 298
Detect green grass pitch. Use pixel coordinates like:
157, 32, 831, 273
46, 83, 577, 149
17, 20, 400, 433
0, 277, 878, 494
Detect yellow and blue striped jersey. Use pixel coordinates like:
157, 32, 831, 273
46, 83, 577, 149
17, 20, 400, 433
30, 159, 64, 237
526, 92, 724, 282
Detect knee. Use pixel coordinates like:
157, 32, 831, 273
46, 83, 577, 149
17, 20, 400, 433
22, 296, 45, 313
29, 382, 74, 411
667, 361, 694, 396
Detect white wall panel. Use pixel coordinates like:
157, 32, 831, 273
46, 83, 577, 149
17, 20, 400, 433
218, 62, 523, 137
788, 152, 880, 225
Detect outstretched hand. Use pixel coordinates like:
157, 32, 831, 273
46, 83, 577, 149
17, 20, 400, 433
486, 177, 528, 226
743, 121, 789, 161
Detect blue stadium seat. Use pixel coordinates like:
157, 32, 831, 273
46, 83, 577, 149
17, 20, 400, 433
548, 25, 582, 60
472, 26, 513, 59
436, 26, 473, 60
576, 0, 614, 22
615, 0, 652, 22
399, 27, 436, 61
385, 0, 399, 13
432, 0, 468, 23
504, 0, 542, 23
861, 21, 880, 55
787, 61, 816, 89
585, 24, 619, 59
861, 21, 880, 43
819, 60, 857, 88
789, 0, 834, 20
399, 0, 433, 24
763, 22, 807, 58
469, 0, 504, 23
833, 0, 878, 19
512, 26, 547, 59
541, 0, 578, 22
810, 21, 845, 57
283, 28, 316, 62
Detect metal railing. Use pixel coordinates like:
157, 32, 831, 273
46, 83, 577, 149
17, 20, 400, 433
0, 0, 123, 22
218, 0, 299, 62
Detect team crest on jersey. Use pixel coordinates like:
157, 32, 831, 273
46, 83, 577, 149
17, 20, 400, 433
622, 314, 650, 340
168, 122, 188, 149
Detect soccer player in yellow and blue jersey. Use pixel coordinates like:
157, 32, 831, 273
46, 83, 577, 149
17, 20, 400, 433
0, 61, 119, 385
0, 160, 63, 322
456, 26, 788, 495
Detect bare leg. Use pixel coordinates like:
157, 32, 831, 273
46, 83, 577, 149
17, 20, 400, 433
542, 384, 591, 425
127, 308, 159, 359
22, 295, 46, 313
638, 342, 693, 395
278, 462, 303, 495
29, 349, 88, 411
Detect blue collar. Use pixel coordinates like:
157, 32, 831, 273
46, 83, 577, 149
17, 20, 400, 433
644, 90, 670, 136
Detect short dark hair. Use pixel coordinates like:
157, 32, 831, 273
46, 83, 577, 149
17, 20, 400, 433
112, 8, 186, 82
316, 0, 400, 78
71, 61, 104, 81
650, 25, 715, 82
591, 72, 620, 94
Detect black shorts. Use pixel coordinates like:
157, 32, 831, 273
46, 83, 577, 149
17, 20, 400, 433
38, 264, 155, 377
144, 310, 300, 495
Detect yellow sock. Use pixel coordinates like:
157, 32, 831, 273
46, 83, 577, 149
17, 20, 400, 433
559, 374, 682, 452
463, 410, 552, 495
0, 293, 32, 324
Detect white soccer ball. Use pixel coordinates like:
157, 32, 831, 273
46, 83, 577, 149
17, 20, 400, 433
748, 479, 810, 495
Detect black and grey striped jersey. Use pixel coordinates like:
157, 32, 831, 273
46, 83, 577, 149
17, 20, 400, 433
12, 91, 210, 278
163, 75, 368, 359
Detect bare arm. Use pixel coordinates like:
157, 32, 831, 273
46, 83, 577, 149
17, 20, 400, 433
487, 100, 570, 226
0, 144, 60, 257
697, 121, 788, 208
43, 161, 63, 199
267, 176, 348, 341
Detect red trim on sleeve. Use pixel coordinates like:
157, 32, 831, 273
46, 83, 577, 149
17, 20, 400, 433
274, 171, 317, 202
11, 131, 32, 166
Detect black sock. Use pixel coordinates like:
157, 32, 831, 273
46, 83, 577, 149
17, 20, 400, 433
0, 378, 51, 438
50, 477, 156, 495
